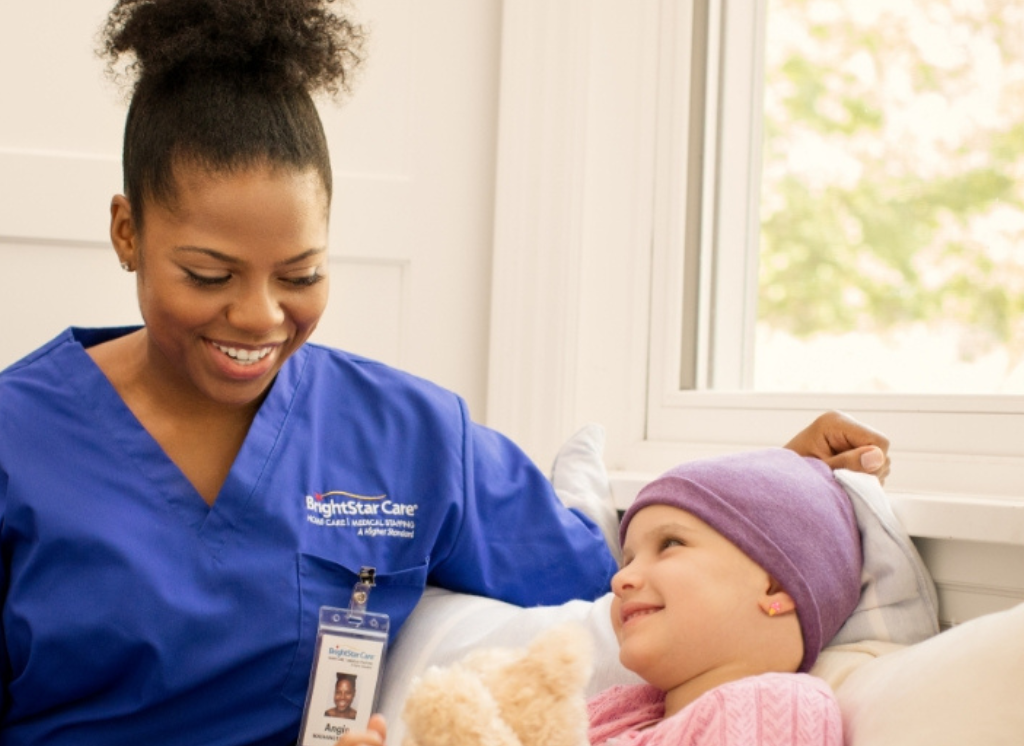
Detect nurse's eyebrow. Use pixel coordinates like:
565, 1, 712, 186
277, 247, 327, 266
173, 246, 327, 265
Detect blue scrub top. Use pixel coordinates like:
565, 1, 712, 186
0, 328, 616, 745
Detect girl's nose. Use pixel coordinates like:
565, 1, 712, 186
611, 563, 642, 595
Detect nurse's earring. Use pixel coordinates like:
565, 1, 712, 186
110, 195, 138, 274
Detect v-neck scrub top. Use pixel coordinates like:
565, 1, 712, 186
0, 327, 617, 745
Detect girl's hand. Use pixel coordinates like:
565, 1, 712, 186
785, 410, 891, 483
334, 714, 387, 746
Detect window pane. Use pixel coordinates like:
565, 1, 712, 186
756, 0, 1024, 393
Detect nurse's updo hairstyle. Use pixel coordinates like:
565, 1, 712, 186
98, 0, 365, 229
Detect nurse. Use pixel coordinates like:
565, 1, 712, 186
0, 1, 890, 744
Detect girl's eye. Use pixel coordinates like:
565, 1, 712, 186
660, 537, 684, 551
184, 269, 231, 287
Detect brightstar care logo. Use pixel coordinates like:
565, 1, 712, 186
305, 490, 418, 538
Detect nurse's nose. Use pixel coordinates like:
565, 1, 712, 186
229, 281, 285, 334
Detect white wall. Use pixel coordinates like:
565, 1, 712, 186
0, 0, 501, 419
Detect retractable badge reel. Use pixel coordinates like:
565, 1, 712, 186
297, 567, 390, 745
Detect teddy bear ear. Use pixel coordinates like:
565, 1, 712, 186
401, 666, 523, 746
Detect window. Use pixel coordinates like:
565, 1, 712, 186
757, 0, 1024, 395
645, 0, 1024, 488
487, 0, 1023, 506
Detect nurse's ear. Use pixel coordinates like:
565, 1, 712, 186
110, 194, 139, 272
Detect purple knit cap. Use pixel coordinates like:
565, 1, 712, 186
619, 448, 862, 672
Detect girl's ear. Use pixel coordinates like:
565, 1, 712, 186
759, 576, 797, 617
110, 195, 138, 270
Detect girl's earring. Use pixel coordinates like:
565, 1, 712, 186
121, 261, 132, 272
767, 601, 783, 617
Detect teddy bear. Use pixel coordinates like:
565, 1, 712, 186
400, 623, 593, 746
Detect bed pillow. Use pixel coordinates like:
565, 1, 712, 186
549, 423, 622, 562
829, 469, 940, 645
376, 587, 642, 745
808, 639, 905, 690
836, 600, 1024, 745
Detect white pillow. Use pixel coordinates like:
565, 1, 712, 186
376, 587, 641, 745
549, 424, 622, 563
809, 639, 905, 690
836, 601, 1024, 745
830, 469, 940, 646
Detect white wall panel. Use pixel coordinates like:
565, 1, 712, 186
324, 0, 501, 418
915, 538, 1024, 628
312, 257, 409, 368
487, 0, 660, 466
0, 241, 140, 367
0, 151, 120, 244
0, 3, 124, 154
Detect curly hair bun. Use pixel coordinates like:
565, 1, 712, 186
99, 0, 364, 96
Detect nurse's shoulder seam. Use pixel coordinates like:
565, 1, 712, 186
0, 329, 75, 378
302, 341, 468, 412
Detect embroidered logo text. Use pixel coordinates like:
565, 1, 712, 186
304, 491, 417, 539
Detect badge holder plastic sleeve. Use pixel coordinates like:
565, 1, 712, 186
297, 568, 390, 745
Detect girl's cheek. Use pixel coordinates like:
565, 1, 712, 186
609, 598, 623, 635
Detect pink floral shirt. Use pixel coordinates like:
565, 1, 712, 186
587, 673, 843, 746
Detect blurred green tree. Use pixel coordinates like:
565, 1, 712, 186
758, 0, 1024, 369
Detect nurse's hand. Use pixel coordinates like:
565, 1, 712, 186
785, 410, 891, 484
334, 714, 387, 746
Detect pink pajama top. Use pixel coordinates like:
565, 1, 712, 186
587, 673, 843, 746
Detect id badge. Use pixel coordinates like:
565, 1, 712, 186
297, 568, 390, 745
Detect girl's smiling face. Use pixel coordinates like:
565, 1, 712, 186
111, 161, 330, 411
611, 504, 775, 695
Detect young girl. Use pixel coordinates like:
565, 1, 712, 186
587, 448, 862, 745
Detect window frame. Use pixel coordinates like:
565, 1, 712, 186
487, 0, 1024, 517
647, 0, 1024, 485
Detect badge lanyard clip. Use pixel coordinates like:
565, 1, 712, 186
348, 566, 376, 615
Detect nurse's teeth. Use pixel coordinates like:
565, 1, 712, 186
213, 343, 272, 364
